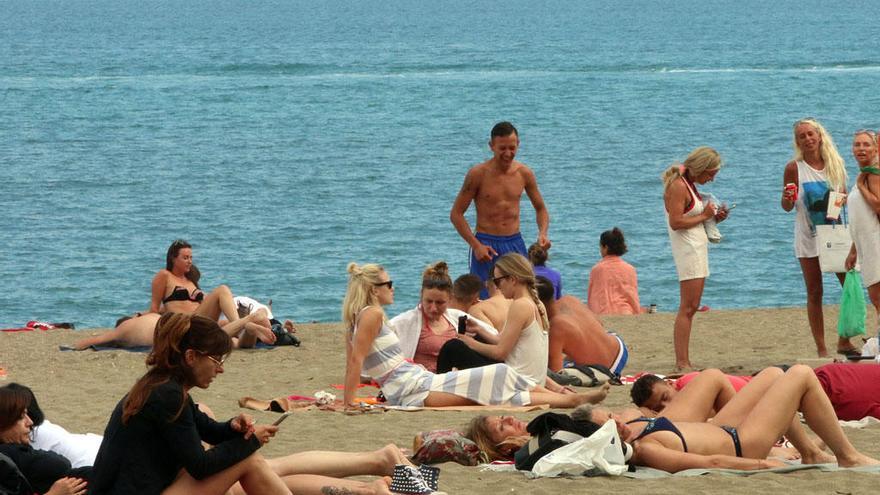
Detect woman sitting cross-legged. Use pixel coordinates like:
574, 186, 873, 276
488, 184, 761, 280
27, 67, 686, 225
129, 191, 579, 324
343, 262, 608, 410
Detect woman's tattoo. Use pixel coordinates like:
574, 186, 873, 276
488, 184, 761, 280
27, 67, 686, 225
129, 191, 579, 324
321, 486, 357, 495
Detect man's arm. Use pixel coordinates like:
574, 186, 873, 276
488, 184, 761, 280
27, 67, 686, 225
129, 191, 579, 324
450, 167, 497, 262
522, 167, 550, 249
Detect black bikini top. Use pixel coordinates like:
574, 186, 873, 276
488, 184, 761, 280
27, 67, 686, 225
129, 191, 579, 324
162, 286, 205, 304
627, 416, 689, 452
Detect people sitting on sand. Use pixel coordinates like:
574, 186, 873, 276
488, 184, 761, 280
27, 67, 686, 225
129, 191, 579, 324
633, 363, 880, 422
536, 276, 628, 376
471, 366, 878, 471
89, 312, 414, 495
389, 262, 498, 372
73, 239, 274, 350
587, 227, 642, 315
0, 386, 91, 495
528, 243, 562, 300
434, 254, 553, 386
149, 239, 274, 346
450, 274, 482, 312
466, 276, 512, 331
342, 262, 607, 410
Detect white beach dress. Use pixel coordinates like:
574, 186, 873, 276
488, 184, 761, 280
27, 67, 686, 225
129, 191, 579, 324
848, 186, 880, 287
667, 178, 709, 281
354, 313, 535, 407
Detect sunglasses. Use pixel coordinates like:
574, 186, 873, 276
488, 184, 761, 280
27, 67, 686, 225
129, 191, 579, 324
492, 275, 510, 286
374, 280, 394, 289
855, 129, 877, 138
423, 278, 452, 290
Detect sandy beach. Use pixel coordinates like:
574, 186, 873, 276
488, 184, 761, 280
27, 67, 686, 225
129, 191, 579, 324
3, 305, 878, 494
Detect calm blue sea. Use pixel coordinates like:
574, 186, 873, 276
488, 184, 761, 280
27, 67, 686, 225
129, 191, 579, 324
2, 0, 879, 328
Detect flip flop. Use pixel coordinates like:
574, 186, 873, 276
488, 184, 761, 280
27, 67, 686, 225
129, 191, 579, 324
837, 348, 862, 358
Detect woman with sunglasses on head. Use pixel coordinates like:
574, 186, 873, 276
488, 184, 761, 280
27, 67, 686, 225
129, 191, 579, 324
441, 253, 566, 388
343, 262, 608, 411
389, 261, 499, 372
846, 130, 880, 334
781, 119, 851, 357
663, 147, 728, 372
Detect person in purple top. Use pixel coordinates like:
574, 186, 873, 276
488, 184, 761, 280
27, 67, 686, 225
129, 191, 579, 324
528, 243, 562, 299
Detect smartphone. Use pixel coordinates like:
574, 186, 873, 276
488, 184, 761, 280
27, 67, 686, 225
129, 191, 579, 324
272, 411, 293, 426
457, 315, 468, 334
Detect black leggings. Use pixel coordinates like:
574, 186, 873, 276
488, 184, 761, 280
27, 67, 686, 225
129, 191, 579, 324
435, 338, 499, 373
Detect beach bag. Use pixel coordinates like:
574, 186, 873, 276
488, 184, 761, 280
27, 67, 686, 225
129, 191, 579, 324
531, 420, 630, 477
558, 363, 621, 387
838, 270, 867, 338
816, 210, 851, 273
514, 412, 601, 471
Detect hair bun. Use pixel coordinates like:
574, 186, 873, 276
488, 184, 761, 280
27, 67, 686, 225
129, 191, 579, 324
347, 262, 361, 276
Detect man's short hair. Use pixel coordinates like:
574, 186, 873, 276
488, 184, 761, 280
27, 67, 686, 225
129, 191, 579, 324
453, 274, 482, 300
491, 121, 518, 139
535, 276, 555, 305
630, 374, 664, 407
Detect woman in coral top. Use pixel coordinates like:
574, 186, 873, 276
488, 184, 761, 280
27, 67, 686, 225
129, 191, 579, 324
587, 227, 642, 315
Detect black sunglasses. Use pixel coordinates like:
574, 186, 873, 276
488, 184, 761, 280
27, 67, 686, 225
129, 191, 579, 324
374, 280, 394, 289
492, 275, 510, 286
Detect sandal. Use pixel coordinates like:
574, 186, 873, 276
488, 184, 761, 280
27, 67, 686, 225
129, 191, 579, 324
837, 348, 861, 358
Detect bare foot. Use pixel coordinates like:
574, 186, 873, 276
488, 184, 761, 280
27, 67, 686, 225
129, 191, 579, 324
837, 452, 880, 468
244, 322, 276, 344
769, 445, 801, 461
369, 477, 393, 495
376, 444, 412, 474
283, 319, 298, 333
572, 382, 610, 406
800, 449, 835, 464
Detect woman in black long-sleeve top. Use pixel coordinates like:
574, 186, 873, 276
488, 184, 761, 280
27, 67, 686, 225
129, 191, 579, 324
0, 387, 89, 495
89, 313, 291, 495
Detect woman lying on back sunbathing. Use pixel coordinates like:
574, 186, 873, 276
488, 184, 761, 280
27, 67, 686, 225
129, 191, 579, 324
468, 366, 880, 471
74, 239, 274, 349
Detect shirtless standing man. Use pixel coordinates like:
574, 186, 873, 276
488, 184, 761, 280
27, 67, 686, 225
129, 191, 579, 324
536, 277, 628, 376
450, 121, 550, 298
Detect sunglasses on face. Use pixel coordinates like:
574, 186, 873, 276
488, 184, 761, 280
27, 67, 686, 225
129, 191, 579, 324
374, 280, 394, 289
492, 275, 510, 286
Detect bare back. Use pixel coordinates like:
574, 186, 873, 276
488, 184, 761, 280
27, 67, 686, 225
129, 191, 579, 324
469, 294, 512, 331
549, 296, 619, 369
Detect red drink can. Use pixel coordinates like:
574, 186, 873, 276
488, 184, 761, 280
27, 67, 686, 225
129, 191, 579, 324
785, 183, 798, 201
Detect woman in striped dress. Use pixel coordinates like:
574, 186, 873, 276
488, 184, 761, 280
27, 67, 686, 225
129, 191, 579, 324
342, 262, 608, 409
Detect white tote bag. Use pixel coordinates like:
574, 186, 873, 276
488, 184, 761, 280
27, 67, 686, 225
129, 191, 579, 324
816, 222, 851, 273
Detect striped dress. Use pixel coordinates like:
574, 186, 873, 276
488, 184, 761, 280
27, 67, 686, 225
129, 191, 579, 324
355, 313, 536, 407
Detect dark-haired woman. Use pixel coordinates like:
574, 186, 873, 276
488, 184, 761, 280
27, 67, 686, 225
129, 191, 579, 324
73, 240, 272, 350
89, 313, 290, 494
0, 387, 90, 495
528, 243, 562, 300
587, 227, 642, 315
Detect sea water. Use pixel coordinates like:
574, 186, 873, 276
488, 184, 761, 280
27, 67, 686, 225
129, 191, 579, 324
2, 0, 879, 328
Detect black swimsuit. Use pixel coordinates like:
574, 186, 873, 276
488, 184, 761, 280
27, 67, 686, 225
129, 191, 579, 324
162, 286, 204, 304
627, 417, 689, 452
